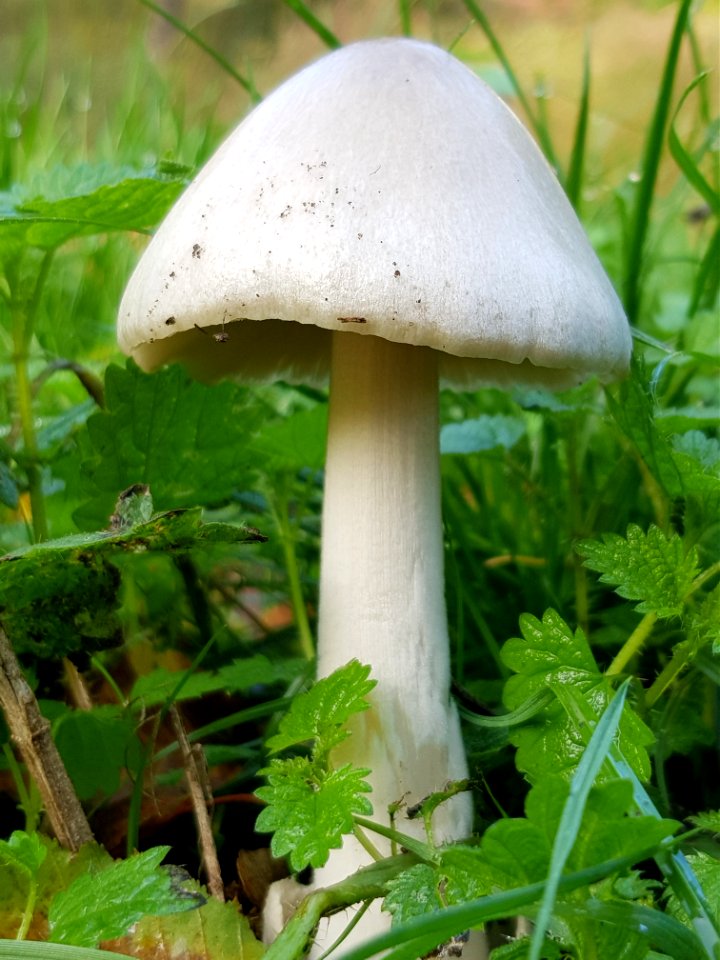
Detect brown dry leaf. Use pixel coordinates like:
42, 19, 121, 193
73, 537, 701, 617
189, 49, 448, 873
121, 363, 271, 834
102, 894, 264, 960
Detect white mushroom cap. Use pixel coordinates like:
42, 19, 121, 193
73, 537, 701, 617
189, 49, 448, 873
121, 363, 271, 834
118, 37, 631, 389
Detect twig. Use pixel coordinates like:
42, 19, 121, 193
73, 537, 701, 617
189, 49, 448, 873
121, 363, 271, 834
0, 625, 93, 851
169, 705, 224, 901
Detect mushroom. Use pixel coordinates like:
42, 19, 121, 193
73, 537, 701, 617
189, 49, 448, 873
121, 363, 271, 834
118, 38, 631, 952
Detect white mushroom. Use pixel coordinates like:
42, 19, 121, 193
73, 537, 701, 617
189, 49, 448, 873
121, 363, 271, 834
118, 37, 631, 955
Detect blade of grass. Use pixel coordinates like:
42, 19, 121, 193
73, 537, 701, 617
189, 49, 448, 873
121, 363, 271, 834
137, 0, 261, 102
688, 224, 720, 317
461, 0, 560, 173
554, 682, 720, 958
668, 73, 719, 215
335, 838, 698, 960
623, 0, 693, 322
280, 0, 341, 49
0, 944, 132, 960
528, 679, 630, 960
399, 0, 412, 36
565, 37, 591, 212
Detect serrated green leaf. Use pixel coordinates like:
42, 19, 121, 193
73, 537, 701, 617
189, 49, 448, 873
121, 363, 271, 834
665, 852, 720, 942
577, 525, 699, 617
0, 838, 110, 940
440, 415, 525, 455
255, 757, 373, 870
105, 882, 263, 959
0, 164, 187, 254
384, 864, 443, 925
490, 938, 563, 960
501, 610, 654, 783
130, 655, 304, 707
480, 819, 551, 886
606, 374, 684, 498
689, 811, 720, 833
265, 660, 376, 755
252, 404, 328, 471
48, 847, 191, 948
566, 780, 678, 871
0, 832, 47, 876
671, 431, 720, 471
75, 361, 262, 529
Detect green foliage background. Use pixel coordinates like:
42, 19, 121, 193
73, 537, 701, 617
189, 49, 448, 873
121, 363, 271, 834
0, 0, 718, 957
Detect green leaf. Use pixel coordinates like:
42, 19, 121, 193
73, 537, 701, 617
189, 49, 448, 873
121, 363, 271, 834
440, 415, 525, 455
130, 655, 304, 707
666, 852, 720, 930
252, 404, 328, 472
606, 373, 684, 498
255, 757, 373, 870
0, 164, 187, 255
48, 847, 192, 948
689, 811, 720, 833
383, 864, 443, 925
0, 832, 47, 877
566, 779, 678, 872
76, 361, 262, 529
501, 610, 654, 783
265, 660, 376, 755
106, 882, 264, 959
529, 682, 636, 960
53, 707, 141, 801
577, 525, 699, 617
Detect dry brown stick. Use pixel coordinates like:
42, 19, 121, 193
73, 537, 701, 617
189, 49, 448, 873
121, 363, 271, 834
169, 704, 224, 901
0, 625, 93, 851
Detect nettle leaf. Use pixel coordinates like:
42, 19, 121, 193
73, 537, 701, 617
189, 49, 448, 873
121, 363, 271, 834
665, 853, 720, 931
48, 846, 192, 948
491, 938, 562, 960
130, 655, 305, 707
0, 837, 110, 939
440, 415, 525, 455
577, 525, 699, 618
0, 831, 47, 876
553, 779, 678, 872
104, 883, 263, 959
252, 404, 328, 471
689, 810, 720, 833
687, 585, 720, 655
265, 660, 376, 755
0, 163, 187, 254
54, 706, 141, 801
480, 818, 551, 886
255, 757, 373, 870
384, 848, 495, 928
671, 431, 720, 472
384, 864, 444, 925
76, 361, 262, 529
606, 373, 684, 498
502, 610, 653, 783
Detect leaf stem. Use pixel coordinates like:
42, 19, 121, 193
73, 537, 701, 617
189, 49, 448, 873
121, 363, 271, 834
15, 875, 37, 941
137, 0, 261, 101
269, 491, 315, 661
352, 823, 384, 862
10, 250, 54, 542
605, 611, 657, 677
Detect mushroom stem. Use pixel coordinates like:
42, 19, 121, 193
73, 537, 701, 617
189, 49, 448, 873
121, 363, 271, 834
316, 330, 472, 893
